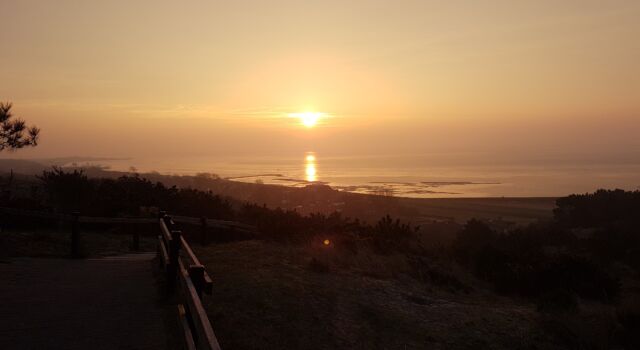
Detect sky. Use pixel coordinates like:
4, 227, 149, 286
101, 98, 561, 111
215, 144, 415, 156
1, 0, 639, 162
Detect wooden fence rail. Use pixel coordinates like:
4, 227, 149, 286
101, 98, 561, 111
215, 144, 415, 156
0, 207, 257, 231
1, 206, 258, 256
158, 212, 221, 350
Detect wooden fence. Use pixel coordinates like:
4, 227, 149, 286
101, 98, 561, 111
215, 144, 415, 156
0, 207, 257, 256
0, 207, 256, 231
158, 212, 221, 350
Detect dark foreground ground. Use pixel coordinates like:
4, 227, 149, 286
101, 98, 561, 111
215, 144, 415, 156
0, 232, 179, 350
196, 240, 562, 350
4, 222, 638, 350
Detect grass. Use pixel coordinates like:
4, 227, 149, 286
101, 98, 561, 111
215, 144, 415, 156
194, 240, 559, 350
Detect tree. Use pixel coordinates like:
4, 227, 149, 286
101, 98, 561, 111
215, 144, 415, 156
0, 102, 40, 151
39, 167, 92, 212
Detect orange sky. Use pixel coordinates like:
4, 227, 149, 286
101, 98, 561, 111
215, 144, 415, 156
1, 0, 639, 160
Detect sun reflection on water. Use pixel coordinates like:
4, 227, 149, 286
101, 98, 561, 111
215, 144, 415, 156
305, 152, 317, 182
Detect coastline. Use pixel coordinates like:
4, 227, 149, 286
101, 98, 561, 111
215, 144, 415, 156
1, 158, 556, 224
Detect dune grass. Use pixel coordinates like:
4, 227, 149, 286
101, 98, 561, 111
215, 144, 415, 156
194, 240, 557, 350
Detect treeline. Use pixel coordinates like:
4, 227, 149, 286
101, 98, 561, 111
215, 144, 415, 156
453, 189, 640, 305
3, 167, 419, 249
555, 189, 640, 227
450, 190, 640, 348
31, 167, 237, 219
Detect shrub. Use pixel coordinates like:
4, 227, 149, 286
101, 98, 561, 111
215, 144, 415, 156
616, 298, 640, 348
453, 217, 621, 301
452, 219, 498, 265
536, 255, 620, 302
38, 167, 92, 212
540, 309, 620, 349
536, 289, 579, 314
554, 189, 640, 228
369, 215, 419, 254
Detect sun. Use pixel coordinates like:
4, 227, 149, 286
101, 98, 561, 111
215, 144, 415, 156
289, 111, 324, 128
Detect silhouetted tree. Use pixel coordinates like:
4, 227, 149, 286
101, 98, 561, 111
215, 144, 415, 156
0, 102, 40, 151
38, 167, 92, 212
36, 167, 236, 218
554, 189, 640, 228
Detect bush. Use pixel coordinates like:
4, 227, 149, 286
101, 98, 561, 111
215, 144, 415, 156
554, 189, 640, 228
617, 298, 640, 348
540, 309, 620, 349
537, 255, 620, 302
452, 219, 498, 264
369, 215, 419, 254
474, 246, 537, 295
38, 167, 92, 212
452, 216, 620, 301
536, 289, 579, 314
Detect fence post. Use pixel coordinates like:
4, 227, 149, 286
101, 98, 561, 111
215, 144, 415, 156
167, 229, 182, 293
162, 213, 173, 230
157, 211, 167, 268
200, 216, 208, 246
188, 265, 205, 299
70, 211, 80, 258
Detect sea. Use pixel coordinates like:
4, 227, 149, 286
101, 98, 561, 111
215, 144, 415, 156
84, 153, 640, 198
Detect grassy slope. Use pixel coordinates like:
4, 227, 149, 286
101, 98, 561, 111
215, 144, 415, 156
195, 241, 559, 350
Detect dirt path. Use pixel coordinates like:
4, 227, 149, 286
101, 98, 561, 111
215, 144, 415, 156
0, 253, 175, 350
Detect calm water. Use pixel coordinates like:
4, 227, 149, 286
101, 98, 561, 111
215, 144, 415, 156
90, 153, 640, 198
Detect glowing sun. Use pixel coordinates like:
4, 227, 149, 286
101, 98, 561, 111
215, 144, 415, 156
289, 111, 324, 128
